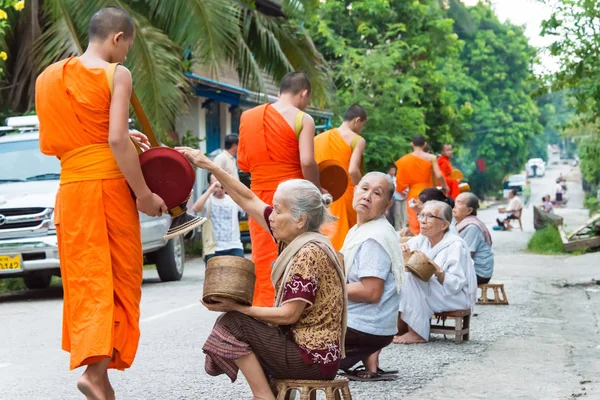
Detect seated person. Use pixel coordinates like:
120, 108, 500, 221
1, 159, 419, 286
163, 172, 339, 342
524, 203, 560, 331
555, 179, 564, 202
495, 188, 523, 230
541, 195, 554, 213
395, 200, 477, 344
178, 148, 346, 400
454, 193, 494, 285
193, 173, 244, 262
399, 188, 455, 237
340, 172, 404, 381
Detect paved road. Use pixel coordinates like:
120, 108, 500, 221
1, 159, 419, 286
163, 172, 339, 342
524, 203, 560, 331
1, 162, 598, 399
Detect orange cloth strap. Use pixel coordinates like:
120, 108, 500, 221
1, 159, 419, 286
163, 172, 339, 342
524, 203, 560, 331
60, 143, 124, 185
106, 63, 160, 150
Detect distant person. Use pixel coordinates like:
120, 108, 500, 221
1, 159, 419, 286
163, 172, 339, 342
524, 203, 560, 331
541, 195, 554, 214
213, 134, 240, 181
437, 144, 460, 199
555, 178, 564, 202
395, 135, 448, 235
523, 179, 531, 206
495, 189, 523, 230
193, 174, 244, 262
386, 165, 408, 231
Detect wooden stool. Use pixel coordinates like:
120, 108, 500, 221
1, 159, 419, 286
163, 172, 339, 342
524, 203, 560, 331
430, 309, 471, 344
477, 283, 509, 305
273, 376, 352, 400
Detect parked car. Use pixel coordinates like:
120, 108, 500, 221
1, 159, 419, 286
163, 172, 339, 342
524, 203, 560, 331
0, 119, 185, 290
526, 158, 546, 178
502, 174, 526, 199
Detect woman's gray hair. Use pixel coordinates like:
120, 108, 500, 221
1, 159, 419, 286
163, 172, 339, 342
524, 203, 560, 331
463, 192, 480, 216
358, 172, 395, 201
276, 179, 337, 232
427, 200, 452, 224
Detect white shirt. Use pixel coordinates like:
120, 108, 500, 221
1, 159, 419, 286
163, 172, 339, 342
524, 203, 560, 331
508, 196, 523, 212
213, 150, 240, 181
208, 195, 243, 251
555, 183, 563, 194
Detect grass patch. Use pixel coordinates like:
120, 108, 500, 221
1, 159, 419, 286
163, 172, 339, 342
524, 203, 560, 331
0, 277, 25, 293
527, 226, 565, 254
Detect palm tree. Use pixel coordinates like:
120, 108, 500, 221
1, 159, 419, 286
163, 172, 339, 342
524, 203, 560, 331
3, 0, 332, 135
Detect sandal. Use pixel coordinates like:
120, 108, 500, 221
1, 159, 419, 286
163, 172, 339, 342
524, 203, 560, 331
343, 365, 399, 377
343, 370, 398, 382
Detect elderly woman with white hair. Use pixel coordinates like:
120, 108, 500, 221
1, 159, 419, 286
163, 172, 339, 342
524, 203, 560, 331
394, 200, 477, 344
340, 172, 404, 381
177, 148, 346, 400
454, 192, 494, 284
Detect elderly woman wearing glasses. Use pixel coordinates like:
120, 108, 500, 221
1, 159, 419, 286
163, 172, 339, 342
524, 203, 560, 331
394, 200, 477, 344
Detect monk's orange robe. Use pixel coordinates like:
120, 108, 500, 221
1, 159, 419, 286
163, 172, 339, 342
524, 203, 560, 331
438, 155, 459, 199
36, 57, 142, 371
314, 129, 360, 250
395, 154, 433, 235
238, 104, 304, 307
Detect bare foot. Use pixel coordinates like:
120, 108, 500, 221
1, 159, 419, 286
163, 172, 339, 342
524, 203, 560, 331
77, 373, 105, 400
393, 330, 426, 344
104, 373, 115, 400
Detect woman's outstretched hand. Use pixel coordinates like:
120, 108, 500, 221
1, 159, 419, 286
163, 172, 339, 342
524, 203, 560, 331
176, 147, 213, 170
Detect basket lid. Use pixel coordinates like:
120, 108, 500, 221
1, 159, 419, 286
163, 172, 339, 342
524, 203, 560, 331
318, 159, 349, 202
139, 147, 196, 208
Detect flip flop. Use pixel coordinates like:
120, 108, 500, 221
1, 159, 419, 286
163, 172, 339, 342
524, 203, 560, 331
343, 370, 398, 382
342, 365, 399, 377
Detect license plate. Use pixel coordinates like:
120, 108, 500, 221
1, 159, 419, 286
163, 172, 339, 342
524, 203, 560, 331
0, 255, 21, 271
239, 221, 249, 231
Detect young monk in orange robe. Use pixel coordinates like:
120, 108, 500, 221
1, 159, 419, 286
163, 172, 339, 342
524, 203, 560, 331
36, 8, 167, 399
395, 135, 448, 235
238, 72, 323, 307
315, 104, 367, 250
437, 144, 460, 199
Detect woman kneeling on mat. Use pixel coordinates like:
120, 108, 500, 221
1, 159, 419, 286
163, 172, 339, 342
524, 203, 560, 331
178, 148, 347, 400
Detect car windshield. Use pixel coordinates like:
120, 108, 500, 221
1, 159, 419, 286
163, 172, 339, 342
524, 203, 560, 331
0, 138, 61, 183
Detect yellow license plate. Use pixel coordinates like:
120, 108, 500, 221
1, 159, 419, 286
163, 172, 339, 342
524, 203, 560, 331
239, 221, 249, 231
0, 255, 22, 271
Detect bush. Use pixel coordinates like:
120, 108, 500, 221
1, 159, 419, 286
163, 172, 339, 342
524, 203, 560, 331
0, 277, 25, 293
584, 194, 599, 217
527, 226, 564, 254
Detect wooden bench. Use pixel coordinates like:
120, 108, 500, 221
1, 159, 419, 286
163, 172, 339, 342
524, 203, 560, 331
273, 376, 352, 400
477, 283, 508, 305
430, 309, 471, 344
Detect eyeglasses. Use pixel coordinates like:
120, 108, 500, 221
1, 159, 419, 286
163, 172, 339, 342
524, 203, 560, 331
417, 213, 445, 222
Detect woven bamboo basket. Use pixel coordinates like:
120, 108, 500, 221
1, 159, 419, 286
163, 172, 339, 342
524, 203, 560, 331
403, 250, 413, 266
203, 256, 256, 306
406, 252, 436, 282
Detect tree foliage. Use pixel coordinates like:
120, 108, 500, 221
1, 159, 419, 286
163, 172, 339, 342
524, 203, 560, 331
1, 0, 331, 135
307, 0, 473, 172
542, 0, 600, 185
447, 1, 542, 196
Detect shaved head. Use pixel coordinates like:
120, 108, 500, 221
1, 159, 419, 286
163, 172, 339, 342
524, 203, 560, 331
280, 72, 312, 95
88, 7, 135, 41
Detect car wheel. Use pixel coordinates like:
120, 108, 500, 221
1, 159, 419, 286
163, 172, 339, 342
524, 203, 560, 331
23, 275, 52, 290
154, 236, 185, 282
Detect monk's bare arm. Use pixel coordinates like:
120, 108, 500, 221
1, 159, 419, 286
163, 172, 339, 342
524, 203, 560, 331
298, 115, 321, 190
109, 67, 148, 197
177, 147, 271, 232
348, 137, 366, 186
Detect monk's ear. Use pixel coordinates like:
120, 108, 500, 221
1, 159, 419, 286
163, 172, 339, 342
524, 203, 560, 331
113, 31, 125, 45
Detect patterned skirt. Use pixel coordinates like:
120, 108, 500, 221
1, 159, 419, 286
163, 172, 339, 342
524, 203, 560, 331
203, 311, 338, 382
